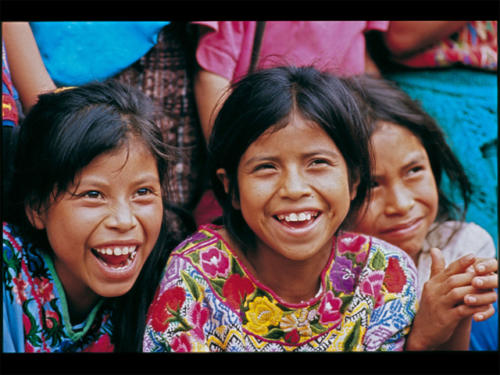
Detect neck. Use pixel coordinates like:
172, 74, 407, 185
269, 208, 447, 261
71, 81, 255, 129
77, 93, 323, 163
54, 259, 100, 325
246, 243, 331, 304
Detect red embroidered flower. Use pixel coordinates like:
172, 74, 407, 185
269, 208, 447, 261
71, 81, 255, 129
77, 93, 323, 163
338, 233, 367, 254
171, 332, 192, 352
23, 314, 31, 335
200, 247, 230, 278
383, 258, 407, 293
189, 302, 209, 340
360, 271, 385, 297
12, 276, 28, 304
318, 291, 342, 328
25, 341, 35, 353
149, 286, 186, 332
44, 310, 60, 330
284, 329, 300, 345
82, 334, 114, 352
222, 274, 255, 311
34, 277, 54, 304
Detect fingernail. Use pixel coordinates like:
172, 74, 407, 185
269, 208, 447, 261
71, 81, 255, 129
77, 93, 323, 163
475, 278, 484, 287
476, 314, 484, 321
477, 264, 485, 273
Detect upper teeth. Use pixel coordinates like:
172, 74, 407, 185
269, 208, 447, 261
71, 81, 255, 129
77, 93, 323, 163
277, 212, 317, 222
94, 246, 136, 256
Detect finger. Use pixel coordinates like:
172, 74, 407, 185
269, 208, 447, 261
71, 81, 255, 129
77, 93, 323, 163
441, 252, 476, 279
464, 290, 498, 306
430, 248, 446, 278
474, 258, 498, 275
472, 304, 495, 322
472, 274, 499, 290
444, 284, 477, 306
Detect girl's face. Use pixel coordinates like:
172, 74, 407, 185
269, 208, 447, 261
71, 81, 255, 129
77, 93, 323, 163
220, 114, 356, 265
353, 122, 439, 263
28, 137, 163, 310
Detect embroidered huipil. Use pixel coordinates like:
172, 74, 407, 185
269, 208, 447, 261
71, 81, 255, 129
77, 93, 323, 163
3, 222, 114, 352
143, 225, 418, 352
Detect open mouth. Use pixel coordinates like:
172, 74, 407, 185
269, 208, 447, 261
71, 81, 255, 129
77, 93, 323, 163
274, 211, 320, 228
91, 246, 138, 269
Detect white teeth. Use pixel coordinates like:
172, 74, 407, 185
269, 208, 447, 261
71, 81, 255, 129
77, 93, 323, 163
277, 211, 318, 222
94, 246, 137, 257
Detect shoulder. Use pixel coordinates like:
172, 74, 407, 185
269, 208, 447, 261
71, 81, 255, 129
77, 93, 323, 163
427, 221, 496, 259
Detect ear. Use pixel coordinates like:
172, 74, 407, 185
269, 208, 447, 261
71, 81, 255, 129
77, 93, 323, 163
25, 204, 46, 230
350, 177, 360, 201
216, 168, 240, 210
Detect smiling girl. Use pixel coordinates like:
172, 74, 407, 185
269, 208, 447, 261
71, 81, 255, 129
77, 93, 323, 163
143, 66, 418, 352
347, 75, 498, 350
3, 81, 177, 352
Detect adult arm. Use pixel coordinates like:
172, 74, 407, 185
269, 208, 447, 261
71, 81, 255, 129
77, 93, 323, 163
384, 21, 468, 59
2, 22, 56, 112
194, 69, 231, 143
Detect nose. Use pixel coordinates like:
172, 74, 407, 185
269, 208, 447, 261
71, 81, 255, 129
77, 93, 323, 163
278, 168, 312, 200
105, 199, 137, 232
385, 183, 415, 216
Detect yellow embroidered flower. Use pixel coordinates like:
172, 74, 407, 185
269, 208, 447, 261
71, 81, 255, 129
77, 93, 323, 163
245, 296, 283, 335
279, 309, 313, 337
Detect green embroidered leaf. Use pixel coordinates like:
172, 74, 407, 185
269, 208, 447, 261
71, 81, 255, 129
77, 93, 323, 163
344, 319, 362, 351
370, 250, 386, 270
181, 271, 201, 301
231, 254, 244, 277
339, 295, 354, 314
310, 321, 327, 334
186, 251, 200, 265
263, 328, 285, 340
209, 278, 225, 296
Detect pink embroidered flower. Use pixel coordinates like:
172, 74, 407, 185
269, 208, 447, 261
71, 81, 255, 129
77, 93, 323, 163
23, 314, 31, 336
148, 286, 186, 332
189, 302, 209, 340
384, 258, 407, 293
200, 247, 230, 278
25, 341, 35, 353
44, 310, 59, 330
171, 332, 192, 352
318, 291, 342, 328
338, 233, 367, 254
12, 276, 28, 304
222, 273, 255, 311
360, 271, 385, 297
82, 334, 114, 352
34, 277, 54, 304
284, 329, 300, 345
356, 249, 368, 264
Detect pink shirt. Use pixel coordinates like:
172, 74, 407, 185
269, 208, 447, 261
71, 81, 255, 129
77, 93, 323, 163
194, 21, 389, 82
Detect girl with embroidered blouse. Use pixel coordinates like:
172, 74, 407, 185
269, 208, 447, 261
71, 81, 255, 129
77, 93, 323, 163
3, 81, 178, 352
347, 75, 498, 350
143, 66, 418, 352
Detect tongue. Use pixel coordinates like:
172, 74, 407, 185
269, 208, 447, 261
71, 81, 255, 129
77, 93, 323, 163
94, 251, 129, 267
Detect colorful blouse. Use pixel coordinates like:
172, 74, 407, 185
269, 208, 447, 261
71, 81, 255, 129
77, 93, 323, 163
394, 21, 497, 71
3, 222, 114, 352
143, 225, 418, 352
2, 42, 19, 127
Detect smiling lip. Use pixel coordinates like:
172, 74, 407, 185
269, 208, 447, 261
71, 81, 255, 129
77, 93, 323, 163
272, 209, 322, 236
379, 217, 424, 238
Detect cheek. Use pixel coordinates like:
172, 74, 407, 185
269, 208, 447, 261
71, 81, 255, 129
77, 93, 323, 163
352, 199, 383, 235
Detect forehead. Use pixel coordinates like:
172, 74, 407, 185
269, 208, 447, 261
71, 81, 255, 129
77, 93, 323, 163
372, 122, 428, 162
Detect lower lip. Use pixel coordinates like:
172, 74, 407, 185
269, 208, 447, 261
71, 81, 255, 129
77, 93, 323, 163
380, 218, 424, 239
92, 249, 140, 281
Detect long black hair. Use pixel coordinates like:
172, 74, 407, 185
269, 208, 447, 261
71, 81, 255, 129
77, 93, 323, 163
207, 65, 372, 251
346, 74, 472, 224
4, 80, 180, 352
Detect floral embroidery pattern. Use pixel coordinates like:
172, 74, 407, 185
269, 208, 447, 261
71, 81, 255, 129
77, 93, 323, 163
144, 225, 418, 352
3, 223, 114, 352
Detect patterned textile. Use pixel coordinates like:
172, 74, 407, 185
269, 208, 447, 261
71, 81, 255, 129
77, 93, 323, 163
3, 223, 114, 352
2, 42, 19, 127
395, 21, 497, 71
143, 225, 418, 352
114, 23, 204, 211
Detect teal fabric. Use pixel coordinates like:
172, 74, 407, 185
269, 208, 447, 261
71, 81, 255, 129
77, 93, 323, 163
386, 69, 498, 248
31, 21, 170, 86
